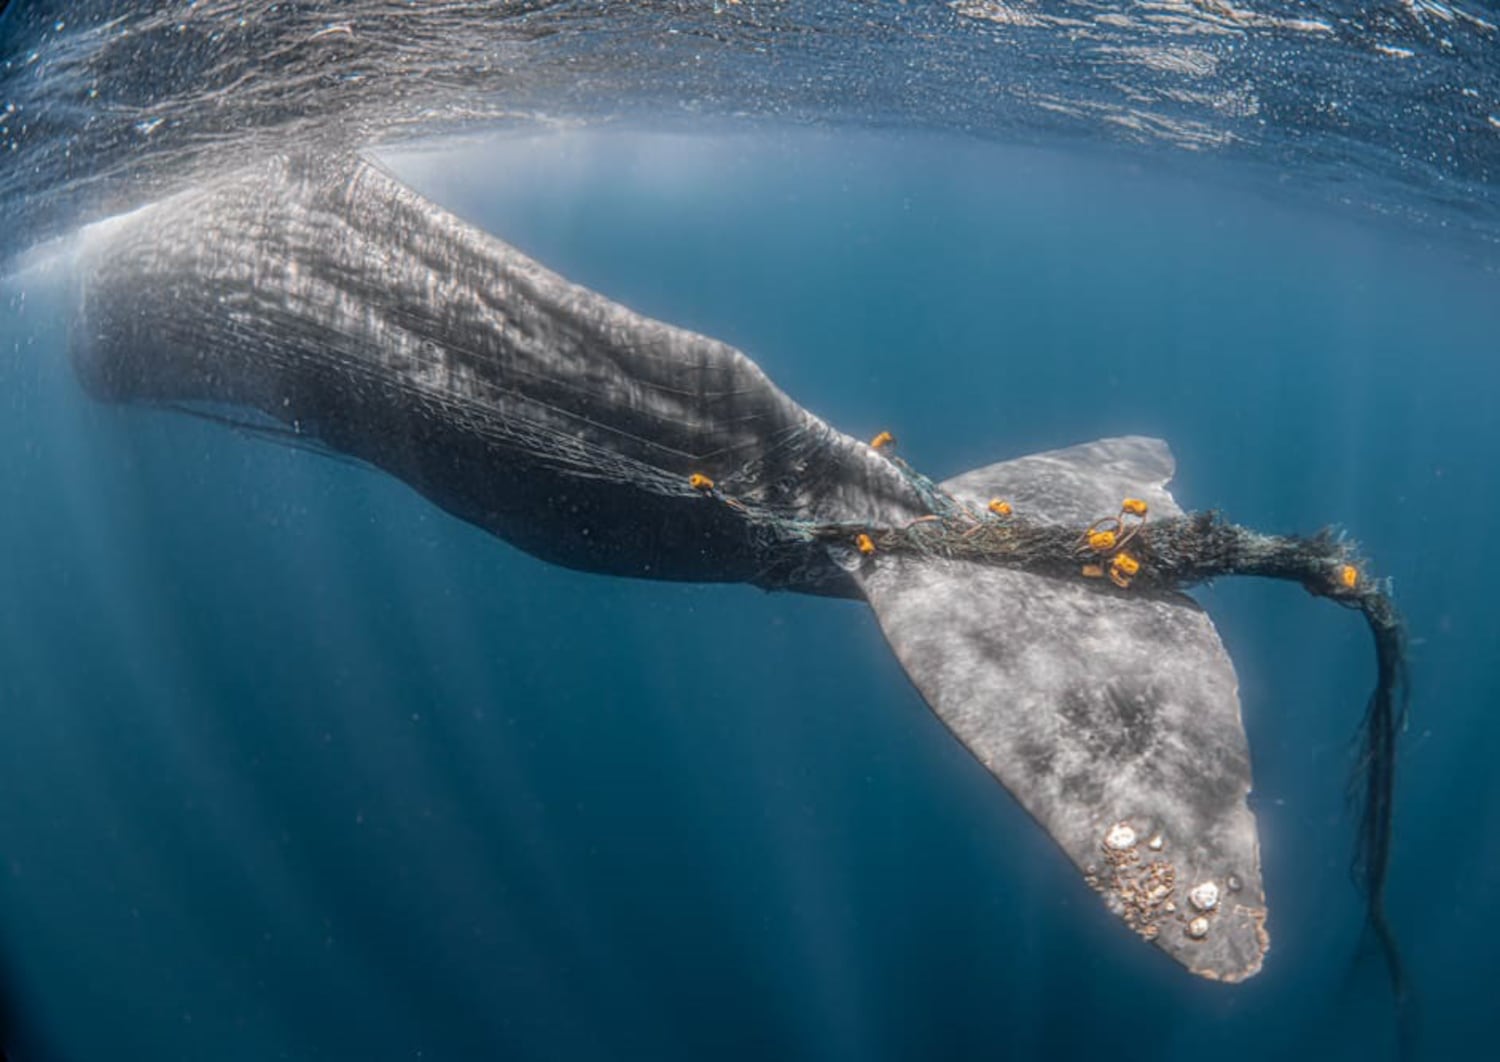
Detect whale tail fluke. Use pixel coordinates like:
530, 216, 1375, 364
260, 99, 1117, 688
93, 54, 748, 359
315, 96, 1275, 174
855, 437, 1269, 982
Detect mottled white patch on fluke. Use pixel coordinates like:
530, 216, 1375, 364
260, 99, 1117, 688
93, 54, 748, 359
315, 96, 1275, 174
856, 437, 1268, 982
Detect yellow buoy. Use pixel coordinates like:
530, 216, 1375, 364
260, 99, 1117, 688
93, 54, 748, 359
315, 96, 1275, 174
1122, 498, 1148, 516
988, 498, 1013, 516
1112, 552, 1141, 577
870, 431, 895, 450
856, 533, 876, 556
689, 472, 714, 491
1088, 529, 1118, 552
1339, 564, 1359, 590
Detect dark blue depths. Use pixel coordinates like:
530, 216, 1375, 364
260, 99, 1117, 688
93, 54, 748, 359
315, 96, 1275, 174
0, 132, 1496, 1061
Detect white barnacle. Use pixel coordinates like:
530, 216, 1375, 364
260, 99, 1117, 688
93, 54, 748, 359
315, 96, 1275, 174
1147, 833, 1164, 851
1188, 881, 1220, 912
1105, 822, 1138, 851
1186, 916, 1210, 940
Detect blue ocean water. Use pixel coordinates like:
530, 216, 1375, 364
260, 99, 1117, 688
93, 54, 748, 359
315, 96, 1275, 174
2, 0, 1499, 1058
1, 127, 1496, 1060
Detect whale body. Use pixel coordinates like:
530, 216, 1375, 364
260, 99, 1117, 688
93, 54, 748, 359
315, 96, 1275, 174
69, 153, 1268, 982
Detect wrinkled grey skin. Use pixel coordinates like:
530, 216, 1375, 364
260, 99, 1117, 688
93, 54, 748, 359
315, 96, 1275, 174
71, 154, 927, 596
70, 154, 1264, 981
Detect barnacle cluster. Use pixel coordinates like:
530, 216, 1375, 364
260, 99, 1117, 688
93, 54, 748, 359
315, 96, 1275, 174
1087, 821, 1179, 942
1085, 821, 1237, 946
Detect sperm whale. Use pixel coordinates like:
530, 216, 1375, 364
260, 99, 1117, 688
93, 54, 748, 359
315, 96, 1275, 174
68, 152, 1406, 989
